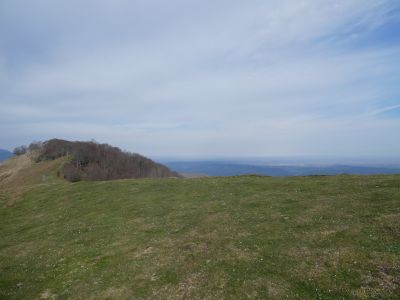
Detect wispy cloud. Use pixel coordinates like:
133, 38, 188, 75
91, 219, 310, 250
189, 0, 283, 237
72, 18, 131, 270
364, 104, 400, 116
0, 0, 399, 157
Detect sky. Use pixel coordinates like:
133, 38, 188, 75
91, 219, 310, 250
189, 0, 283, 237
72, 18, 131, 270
1, 0, 400, 159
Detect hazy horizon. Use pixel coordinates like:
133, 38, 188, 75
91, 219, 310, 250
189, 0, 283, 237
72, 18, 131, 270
1, 1, 400, 157
154, 155, 400, 166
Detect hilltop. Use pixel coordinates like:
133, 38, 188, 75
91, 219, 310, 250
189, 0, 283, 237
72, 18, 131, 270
0, 155, 399, 298
10, 139, 180, 182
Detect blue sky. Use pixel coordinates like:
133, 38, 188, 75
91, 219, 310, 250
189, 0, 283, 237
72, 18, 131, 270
1, 0, 400, 158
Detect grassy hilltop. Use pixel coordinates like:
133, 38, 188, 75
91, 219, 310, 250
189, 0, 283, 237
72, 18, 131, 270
0, 155, 399, 299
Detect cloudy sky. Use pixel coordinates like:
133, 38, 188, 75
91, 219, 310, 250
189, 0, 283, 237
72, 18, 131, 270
1, 0, 400, 158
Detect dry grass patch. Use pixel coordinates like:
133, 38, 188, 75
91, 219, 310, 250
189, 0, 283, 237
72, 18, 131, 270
0, 155, 67, 206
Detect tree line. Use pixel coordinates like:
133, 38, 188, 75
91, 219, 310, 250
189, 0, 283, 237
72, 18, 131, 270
14, 139, 180, 182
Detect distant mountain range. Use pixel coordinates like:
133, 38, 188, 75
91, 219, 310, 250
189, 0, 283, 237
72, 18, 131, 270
0, 149, 12, 161
164, 161, 400, 177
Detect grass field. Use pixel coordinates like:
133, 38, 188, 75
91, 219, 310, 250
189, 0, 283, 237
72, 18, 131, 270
1, 169, 400, 298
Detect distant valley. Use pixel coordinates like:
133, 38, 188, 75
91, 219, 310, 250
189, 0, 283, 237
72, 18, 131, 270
0, 149, 12, 161
163, 160, 400, 177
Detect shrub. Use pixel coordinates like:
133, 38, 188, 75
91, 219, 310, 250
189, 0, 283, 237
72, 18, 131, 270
63, 164, 82, 182
28, 141, 43, 151
13, 145, 28, 155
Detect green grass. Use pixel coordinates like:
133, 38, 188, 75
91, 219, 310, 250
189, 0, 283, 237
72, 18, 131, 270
1, 175, 399, 299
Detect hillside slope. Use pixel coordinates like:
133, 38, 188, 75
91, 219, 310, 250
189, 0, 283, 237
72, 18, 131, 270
0, 154, 67, 206
0, 172, 399, 299
12, 139, 181, 182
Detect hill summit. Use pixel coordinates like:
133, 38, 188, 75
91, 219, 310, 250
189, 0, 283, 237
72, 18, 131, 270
14, 139, 181, 182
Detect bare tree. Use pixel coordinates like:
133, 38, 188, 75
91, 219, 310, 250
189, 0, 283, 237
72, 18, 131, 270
35, 139, 181, 182
13, 145, 28, 155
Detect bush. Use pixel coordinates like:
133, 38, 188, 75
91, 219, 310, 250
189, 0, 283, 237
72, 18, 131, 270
63, 164, 82, 182
13, 145, 28, 155
28, 141, 43, 151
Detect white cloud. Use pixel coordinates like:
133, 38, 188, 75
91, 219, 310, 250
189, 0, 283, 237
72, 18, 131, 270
0, 0, 399, 157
